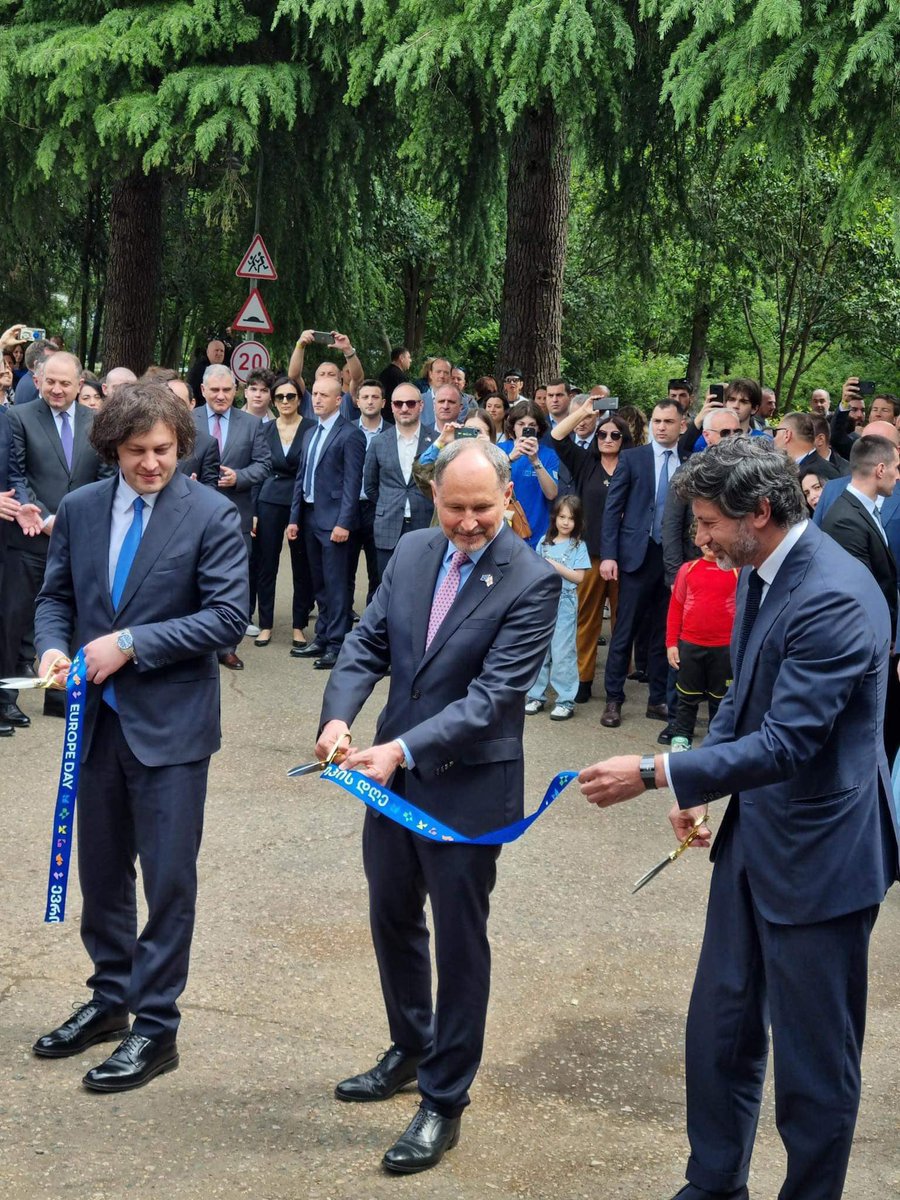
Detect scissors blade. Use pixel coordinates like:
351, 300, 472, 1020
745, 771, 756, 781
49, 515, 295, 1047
632, 852, 676, 893
287, 760, 326, 778
0, 676, 49, 690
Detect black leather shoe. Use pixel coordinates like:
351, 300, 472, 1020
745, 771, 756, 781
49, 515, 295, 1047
313, 651, 338, 670
335, 1045, 423, 1102
600, 700, 622, 728
382, 1106, 461, 1174
291, 641, 324, 659
0, 717, 12, 737
670, 1185, 749, 1200
646, 702, 669, 722
82, 1033, 178, 1092
627, 669, 649, 683
575, 681, 593, 704
33, 1001, 130, 1058
0, 702, 30, 727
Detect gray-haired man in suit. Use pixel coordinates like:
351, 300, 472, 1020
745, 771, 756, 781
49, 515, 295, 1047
192, 364, 270, 669
363, 383, 437, 575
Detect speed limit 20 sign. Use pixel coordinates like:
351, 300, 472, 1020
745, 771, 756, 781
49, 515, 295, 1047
231, 340, 271, 383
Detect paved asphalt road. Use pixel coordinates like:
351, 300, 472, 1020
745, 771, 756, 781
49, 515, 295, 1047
2, 585, 899, 1199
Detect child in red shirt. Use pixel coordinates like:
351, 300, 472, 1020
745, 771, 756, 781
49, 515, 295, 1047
666, 546, 738, 750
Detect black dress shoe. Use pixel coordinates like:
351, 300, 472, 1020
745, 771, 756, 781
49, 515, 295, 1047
628, 669, 649, 683
313, 651, 338, 670
575, 681, 593, 704
670, 1185, 749, 1200
382, 1106, 461, 1174
335, 1045, 424, 1102
0, 702, 30, 727
82, 1033, 178, 1092
646, 702, 669, 722
291, 641, 324, 659
33, 1001, 130, 1058
0, 717, 12, 737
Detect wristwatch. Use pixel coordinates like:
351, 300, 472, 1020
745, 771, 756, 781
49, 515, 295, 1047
116, 629, 136, 661
639, 755, 658, 790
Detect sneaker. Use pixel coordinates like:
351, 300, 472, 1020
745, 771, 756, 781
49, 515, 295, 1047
549, 704, 574, 721
245, 623, 260, 638
670, 736, 692, 752
525, 699, 545, 715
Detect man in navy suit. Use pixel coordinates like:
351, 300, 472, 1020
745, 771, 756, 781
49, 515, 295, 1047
31, 382, 247, 1092
813, 419, 900, 558
580, 437, 899, 1200
599, 399, 685, 728
315, 439, 560, 1174
287, 375, 366, 669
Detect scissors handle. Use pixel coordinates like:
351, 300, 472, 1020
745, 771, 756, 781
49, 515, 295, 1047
671, 815, 709, 861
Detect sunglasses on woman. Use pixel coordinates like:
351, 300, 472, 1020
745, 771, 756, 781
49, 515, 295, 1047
597, 430, 623, 441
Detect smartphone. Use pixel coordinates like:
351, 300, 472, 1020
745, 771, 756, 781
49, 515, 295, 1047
593, 395, 619, 411
858, 380, 876, 396
26, 328, 45, 341
312, 330, 333, 345
709, 383, 725, 404
455, 426, 479, 439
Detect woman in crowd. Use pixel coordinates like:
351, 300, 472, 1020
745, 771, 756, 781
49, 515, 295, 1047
78, 378, 104, 410
482, 392, 508, 440
498, 400, 559, 548
551, 395, 632, 703
254, 375, 315, 650
800, 469, 825, 514
617, 404, 647, 446
473, 375, 499, 404
0, 357, 14, 406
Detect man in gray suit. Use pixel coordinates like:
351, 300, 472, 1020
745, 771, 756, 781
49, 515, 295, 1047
315, 440, 560, 1174
363, 382, 437, 575
32, 382, 247, 1092
1, 351, 110, 723
192, 364, 270, 669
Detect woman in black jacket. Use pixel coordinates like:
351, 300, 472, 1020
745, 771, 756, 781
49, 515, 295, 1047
254, 375, 315, 650
551, 397, 632, 702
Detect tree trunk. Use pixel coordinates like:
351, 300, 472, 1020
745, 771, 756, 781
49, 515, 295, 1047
686, 292, 710, 398
101, 169, 163, 372
497, 103, 571, 396
88, 288, 105, 375
401, 261, 435, 359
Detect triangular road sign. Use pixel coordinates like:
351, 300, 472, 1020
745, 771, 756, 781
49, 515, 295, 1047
232, 287, 274, 334
235, 233, 278, 280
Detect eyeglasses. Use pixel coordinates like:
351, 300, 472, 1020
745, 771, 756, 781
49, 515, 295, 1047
275, 392, 298, 401
772, 426, 790, 434
715, 429, 736, 437
392, 399, 419, 409
597, 430, 623, 441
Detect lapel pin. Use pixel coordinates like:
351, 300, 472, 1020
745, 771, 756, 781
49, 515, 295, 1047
480, 574, 494, 587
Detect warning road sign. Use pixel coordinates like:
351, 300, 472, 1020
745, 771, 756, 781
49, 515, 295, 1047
235, 234, 278, 280
232, 287, 274, 335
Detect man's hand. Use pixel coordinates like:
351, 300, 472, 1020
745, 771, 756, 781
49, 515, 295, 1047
0, 488, 20, 521
841, 377, 861, 409
15, 503, 43, 536
667, 645, 680, 669
315, 719, 351, 762
599, 558, 618, 581
286, 522, 299, 541
37, 649, 71, 688
331, 525, 349, 543
669, 803, 712, 848
579, 754, 645, 807
330, 331, 354, 355
0, 323, 27, 350
41, 516, 55, 536
82, 634, 129, 685
342, 741, 406, 786
218, 466, 237, 489
298, 329, 315, 347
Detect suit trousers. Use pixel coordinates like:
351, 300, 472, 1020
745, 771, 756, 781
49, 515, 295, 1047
347, 498, 380, 609
78, 703, 209, 1042
576, 556, 618, 683
603, 540, 668, 705
220, 531, 252, 655
302, 503, 353, 653
255, 499, 314, 630
0, 542, 46, 706
362, 806, 501, 1118
684, 808, 877, 1199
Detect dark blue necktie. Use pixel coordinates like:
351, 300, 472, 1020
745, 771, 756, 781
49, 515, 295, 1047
104, 496, 145, 711
734, 569, 763, 678
652, 450, 672, 542
303, 424, 325, 501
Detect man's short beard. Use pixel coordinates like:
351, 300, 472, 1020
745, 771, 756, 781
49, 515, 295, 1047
715, 523, 760, 570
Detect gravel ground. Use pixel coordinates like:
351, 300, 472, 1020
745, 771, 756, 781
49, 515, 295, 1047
2, 578, 899, 1199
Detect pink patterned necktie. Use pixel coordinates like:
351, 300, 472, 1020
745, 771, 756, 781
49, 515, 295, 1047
212, 413, 223, 453
426, 549, 470, 648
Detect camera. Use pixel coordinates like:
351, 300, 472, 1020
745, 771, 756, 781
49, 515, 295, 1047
455, 426, 479, 439
520, 426, 538, 439
312, 330, 333, 345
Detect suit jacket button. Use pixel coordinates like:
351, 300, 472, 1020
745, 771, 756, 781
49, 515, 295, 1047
412, 689, 421, 700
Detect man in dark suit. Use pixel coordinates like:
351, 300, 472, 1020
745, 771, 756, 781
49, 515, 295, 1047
772, 411, 840, 481
580, 436, 899, 1200
166, 377, 219, 486
363, 383, 437, 576
812, 419, 900, 551
313, 439, 559, 1174
32, 382, 248, 1092
599, 399, 685, 728
287, 376, 366, 670
192, 364, 270, 669
820, 434, 900, 763
1, 352, 110, 724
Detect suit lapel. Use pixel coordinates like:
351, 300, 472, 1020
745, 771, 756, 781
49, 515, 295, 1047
317, 415, 345, 463
410, 530, 447, 661
70, 404, 92, 473
843, 492, 894, 570
115, 473, 192, 618
91, 476, 118, 623
220, 408, 245, 467
36, 400, 69, 474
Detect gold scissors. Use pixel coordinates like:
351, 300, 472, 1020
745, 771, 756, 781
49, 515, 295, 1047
632, 814, 711, 893
287, 732, 352, 778
0, 655, 70, 691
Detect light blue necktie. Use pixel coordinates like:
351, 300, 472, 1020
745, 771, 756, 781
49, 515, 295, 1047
652, 450, 672, 543
303, 424, 325, 502
104, 496, 145, 711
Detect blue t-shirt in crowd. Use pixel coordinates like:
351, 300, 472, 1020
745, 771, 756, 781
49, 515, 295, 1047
535, 535, 591, 595
498, 439, 559, 548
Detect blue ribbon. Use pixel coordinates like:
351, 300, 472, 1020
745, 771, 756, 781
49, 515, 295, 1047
44, 649, 87, 923
320, 763, 578, 844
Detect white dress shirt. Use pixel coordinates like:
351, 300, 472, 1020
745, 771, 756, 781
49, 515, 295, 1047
108, 475, 158, 592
